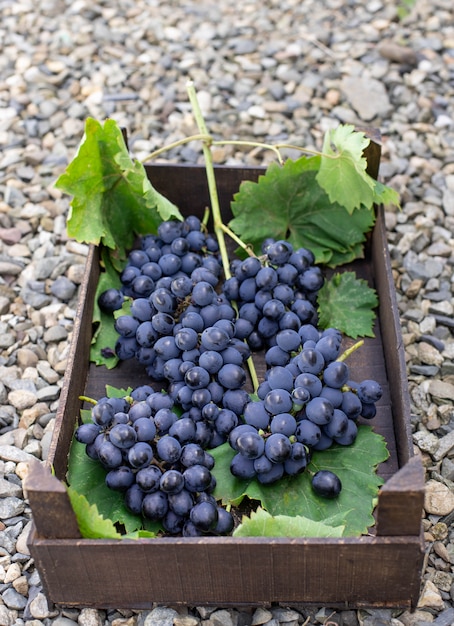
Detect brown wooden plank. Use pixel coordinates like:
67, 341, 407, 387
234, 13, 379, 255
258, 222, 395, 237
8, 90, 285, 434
376, 454, 425, 536
25, 461, 81, 539
29, 532, 423, 609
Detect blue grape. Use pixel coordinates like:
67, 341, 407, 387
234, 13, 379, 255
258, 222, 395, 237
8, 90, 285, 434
222, 389, 249, 415
296, 348, 325, 375
75, 422, 100, 444
264, 388, 293, 416
141, 261, 162, 281
98, 288, 124, 313
266, 240, 293, 265
183, 464, 212, 492
120, 265, 141, 286
135, 465, 162, 493
160, 470, 185, 495
192, 281, 216, 306
311, 470, 342, 499
184, 366, 211, 390
236, 431, 265, 459
168, 417, 196, 443
136, 321, 159, 348
174, 327, 198, 351
199, 350, 224, 374
142, 491, 168, 520
295, 419, 321, 446
264, 433, 292, 463
124, 484, 144, 514
255, 266, 278, 290
341, 390, 363, 419
267, 366, 294, 392
305, 396, 334, 425
115, 315, 140, 338
133, 417, 157, 442
162, 510, 185, 535
323, 361, 350, 388
105, 466, 135, 491
91, 402, 115, 427
168, 489, 194, 516
200, 326, 230, 351
181, 311, 205, 332
320, 386, 344, 408
357, 379, 383, 404
229, 424, 257, 450
214, 409, 238, 436
129, 401, 152, 422
254, 454, 273, 474
230, 453, 256, 479
294, 372, 323, 398
275, 329, 301, 352
360, 402, 377, 419
213, 507, 234, 535
127, 442, 154, 469
297, 266, 324, 292
151, 312, 175, 335
171, 275, 193, 298
323, 408, 349, 439
97, 440, 123, 469
109, 423, 137, 449
270, 413, 297, 437
265, 345, 291, 367
130, 298, 154, 321
334, 418, 358, 445
238, 277, 258, 302
256, 462, 285, 484
217, 363, 246, 390
190, 501, 218, 532
151, 287, 176, 313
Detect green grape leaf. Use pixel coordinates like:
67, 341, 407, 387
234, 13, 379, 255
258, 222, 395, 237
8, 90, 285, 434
105, 384, 133, 398
233, 507, 345, 538
67, 486, 123, 539
67, 439, 141, 534
318, 271, 379, 338
374, 179, 401, 209
90, 251, 124, 368
229, 156, 376, 267
316, 125, 400, 213
55, 118, 183, 268
211, 425, 389, 536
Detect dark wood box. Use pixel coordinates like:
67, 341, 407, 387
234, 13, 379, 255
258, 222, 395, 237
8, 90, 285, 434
25, 137, 425, 610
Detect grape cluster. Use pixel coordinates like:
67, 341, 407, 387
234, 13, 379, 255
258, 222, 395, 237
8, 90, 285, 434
75, 387, 234, 536
228, 325, 382, 485
223, 240, 323, 352
91, 215, 383, 521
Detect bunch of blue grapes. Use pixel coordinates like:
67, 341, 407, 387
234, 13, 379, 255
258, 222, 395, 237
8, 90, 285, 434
222, 239, 324, 351
227, 323, 382, 490
94, 215, 383, 503
74, 387, 234, 537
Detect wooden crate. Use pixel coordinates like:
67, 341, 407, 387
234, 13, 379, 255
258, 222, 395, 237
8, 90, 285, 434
25, 136, 425, 610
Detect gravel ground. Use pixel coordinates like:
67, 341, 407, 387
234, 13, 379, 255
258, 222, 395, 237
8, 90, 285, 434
1, 0, 454, 625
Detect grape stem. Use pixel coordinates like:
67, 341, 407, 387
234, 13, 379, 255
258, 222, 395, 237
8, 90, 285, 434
79, 395, 98, 405
337, 339, 364, 362
186, 81, 261, 393
186, 81, 232, 281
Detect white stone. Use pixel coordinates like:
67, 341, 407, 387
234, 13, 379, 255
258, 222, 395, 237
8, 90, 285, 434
424, 479, 454, 515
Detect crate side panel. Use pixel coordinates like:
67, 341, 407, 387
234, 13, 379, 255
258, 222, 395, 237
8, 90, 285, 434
371, 206, 413, 467
48, 245, 100, 479
30, 536, 424, 609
